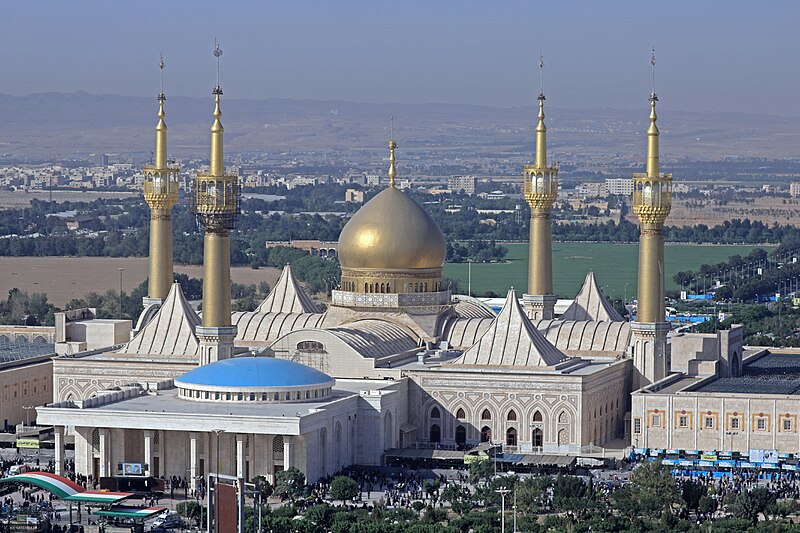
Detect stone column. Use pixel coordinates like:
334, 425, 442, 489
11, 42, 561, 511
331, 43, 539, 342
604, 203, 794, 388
143, 430, 153, 477
236, 434, 245, 479
189, 433, 199, 491
99, 429, 110, 478
283, 436, 293, 470
54, 426, 65, 476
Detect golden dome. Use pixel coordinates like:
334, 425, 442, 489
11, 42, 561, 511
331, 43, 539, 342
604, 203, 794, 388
338, 187, 446, 271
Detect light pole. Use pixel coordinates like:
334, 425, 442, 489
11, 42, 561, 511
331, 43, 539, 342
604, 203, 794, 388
495, 488, 510, 533
117, 267, 125, 318
22, 405, 33, 427
468, 259, 472, 296
210, 429, 224, 533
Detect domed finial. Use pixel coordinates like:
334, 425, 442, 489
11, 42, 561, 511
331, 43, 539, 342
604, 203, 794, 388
159, 53, 166, 101
388, 117, 397, 188
213, 39, 223, 95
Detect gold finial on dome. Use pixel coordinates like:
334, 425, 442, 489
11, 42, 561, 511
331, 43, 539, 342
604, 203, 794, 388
388, 117, 397, 188
647, 48, 660, 178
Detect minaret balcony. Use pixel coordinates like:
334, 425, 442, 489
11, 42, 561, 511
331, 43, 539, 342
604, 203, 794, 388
194, 174, 240, 231
143, 167, 180, 209
523, 165, 558, 208
632, 173, 672, 222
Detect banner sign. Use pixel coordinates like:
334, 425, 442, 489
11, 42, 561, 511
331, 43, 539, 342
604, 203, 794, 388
15, 439, 39, 449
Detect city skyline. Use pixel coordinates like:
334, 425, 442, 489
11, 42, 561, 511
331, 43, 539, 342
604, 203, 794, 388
4, 1, 800, 116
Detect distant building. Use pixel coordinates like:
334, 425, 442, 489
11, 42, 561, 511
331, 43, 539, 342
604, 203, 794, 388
790, 182, 800, 198
365, 174, 382, 187
577, 182, 606, 197
345, 189, 365, 203
266, 239, 338, 259
0, 325, 56, 430
605, 178, 633, 196
448, 175, 477, 194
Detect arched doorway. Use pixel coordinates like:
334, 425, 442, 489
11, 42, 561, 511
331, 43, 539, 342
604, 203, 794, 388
430, 424, 441, 443
506, 427, 517, 446
532, 428, 543, 448
557, 428, 569, 446
319, 428, 327, 476
455, 425, 466, 447
480, 426, 492, 443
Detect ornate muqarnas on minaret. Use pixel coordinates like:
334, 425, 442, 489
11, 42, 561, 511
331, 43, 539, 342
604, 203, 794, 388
523, 54, 559, 320
194, 41, 240, 365
632, 49, 673, 388
143, 55, 180, 308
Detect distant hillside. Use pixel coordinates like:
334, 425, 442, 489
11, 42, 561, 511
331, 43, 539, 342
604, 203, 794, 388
0, 92, 798, 159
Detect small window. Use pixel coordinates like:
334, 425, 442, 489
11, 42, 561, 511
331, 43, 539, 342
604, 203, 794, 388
507, 410, 517, 421
250, 393, 256, 401
651, 415, 662, 428
238, 393, 244, 401
431, 407, 441, 419
704, 417, 714, 429
633, 418, 642, 435
756, 418, 767, 431
678, 416, 688, 428
783, 419, 793, 431
314, 390, 319, 398
262, 393, 267, 401
481, 409, 492, 420
306, 391, 310, 399
226, 392, 231, 401
215, 392, 220, 400
285, 392, 291, 401
274, 393, 279, 401
730, 417, 740, 430
456, 408, 466, 420
204, 392, 209, 399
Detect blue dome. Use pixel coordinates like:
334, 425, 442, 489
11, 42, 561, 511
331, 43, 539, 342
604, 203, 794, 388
176, 357, 333, 388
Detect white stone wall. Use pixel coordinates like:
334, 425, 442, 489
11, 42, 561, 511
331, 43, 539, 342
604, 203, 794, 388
632, 389, 800, 453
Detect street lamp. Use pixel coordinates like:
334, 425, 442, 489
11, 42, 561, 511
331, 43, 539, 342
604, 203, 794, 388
22, 405, 34, 427
495, 488, 511, 533
210, 428, 225, 533
117, 267, 125, 318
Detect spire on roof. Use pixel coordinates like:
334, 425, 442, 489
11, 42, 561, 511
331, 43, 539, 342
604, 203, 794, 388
560, 272, 625, 322
388, 117, 397, 188
118, 283, 200, 358
447, 288, 566, 367
256, 264, 321, 314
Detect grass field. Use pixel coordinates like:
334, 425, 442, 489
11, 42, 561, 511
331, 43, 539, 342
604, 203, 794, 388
444, 243, 773, 299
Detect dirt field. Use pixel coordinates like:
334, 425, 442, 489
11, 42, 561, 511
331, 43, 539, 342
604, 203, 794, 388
0, 257, 282, 307
649, 197, 800, 227
0, 189, 139, 208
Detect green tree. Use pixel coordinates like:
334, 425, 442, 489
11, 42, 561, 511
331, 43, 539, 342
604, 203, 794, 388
330, 475, 359, 504
681, 479, 706, 511
274, 467, 306, 501
552, 475, 587, 512
730, 487, 776, 524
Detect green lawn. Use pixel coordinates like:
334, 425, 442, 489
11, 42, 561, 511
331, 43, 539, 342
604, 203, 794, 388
444, 243, 773, 299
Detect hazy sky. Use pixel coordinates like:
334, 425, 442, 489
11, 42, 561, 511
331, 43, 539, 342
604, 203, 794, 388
5, 1, 800, 115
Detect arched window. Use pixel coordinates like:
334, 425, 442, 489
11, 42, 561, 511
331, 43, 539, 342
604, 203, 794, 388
456, 408, 466, 420
272, 435, 284, 460
506, 427, 517, 446
558, 410, 568, 423
455, 425, 466, 446
533, 410, 543, 422
507, 410, 517, 421
480, 426, 492, 443
481, 409, 492, 420
430, 424, 441, 443
532, 428, 543, 447
430, 407, 441, 419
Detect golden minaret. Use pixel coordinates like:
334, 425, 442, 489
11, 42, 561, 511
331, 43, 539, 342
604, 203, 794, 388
194, 42, 240, 365
632, 49, 673, 387
523, 54, 558, 320
142, 55, 180, 308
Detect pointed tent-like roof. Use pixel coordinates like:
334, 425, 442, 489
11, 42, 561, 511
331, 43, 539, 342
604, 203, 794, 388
256, 265, 320, 314
447, 289, 566, 368
560, 272, 624, 323
118, 283, 200, 358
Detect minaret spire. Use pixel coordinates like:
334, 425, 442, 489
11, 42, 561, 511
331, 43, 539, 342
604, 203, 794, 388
632, 48, 673, 388
142, 54, 180, 309
523, 52, 559, 320
535, 53, 547, 169
194, 40, 240, 365
388, 117, 397, 188
210, 41, 224, 177
646, 48, 659, 178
